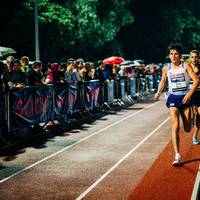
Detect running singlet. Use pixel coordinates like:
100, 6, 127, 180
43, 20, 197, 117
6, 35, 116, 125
167, 62, 190, 95
190, 68, 200, 91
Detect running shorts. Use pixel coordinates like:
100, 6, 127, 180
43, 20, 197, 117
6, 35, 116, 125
192, 91, 200, 107
166, 94, 193, 110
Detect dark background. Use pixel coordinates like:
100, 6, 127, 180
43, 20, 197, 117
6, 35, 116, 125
0, 0, 200, 64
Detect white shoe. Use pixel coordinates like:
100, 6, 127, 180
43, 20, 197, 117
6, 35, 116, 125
172, 154, 182, 166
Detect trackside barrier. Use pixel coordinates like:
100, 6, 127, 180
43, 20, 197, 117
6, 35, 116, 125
107, 80, 115, 104
0, 74, 161, 143
130, 78, 137, 98
84, 80, 101, 110
5, 81, 102, 133
68, 84, 78, 113
8, 86, 55, 132
147, 75, 154, 93
113, 79, 121, 100
53, 84, 69, 122
0, 90, 7, 143
120, 79, 126, 101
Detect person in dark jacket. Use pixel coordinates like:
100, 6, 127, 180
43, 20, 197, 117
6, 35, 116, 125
2, 59, 26, 91
27, 61, 45, 86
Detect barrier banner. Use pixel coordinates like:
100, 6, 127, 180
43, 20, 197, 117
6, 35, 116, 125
130, 78, 136, 97
85, 80, 100, 110
120, 79, 125, 101
68, 84, 78, 113
9, 86, 54, 129
147, 75, 153, 93
107, 80, 114, 104
53, 84, 69, 122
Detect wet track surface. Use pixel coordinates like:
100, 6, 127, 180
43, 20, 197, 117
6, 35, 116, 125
0, 97, 199, 200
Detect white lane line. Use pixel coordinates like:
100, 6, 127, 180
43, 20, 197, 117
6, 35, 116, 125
75, 116, 170, 200
0, 101, 160, 183
191, 165, 200, 200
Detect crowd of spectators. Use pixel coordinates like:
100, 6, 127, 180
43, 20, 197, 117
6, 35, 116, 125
0, 55, 164, 142
0, 55, 163, 93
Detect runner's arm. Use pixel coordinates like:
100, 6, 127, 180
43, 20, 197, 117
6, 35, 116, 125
182, 63, 199, 104
155, 65, 167, 100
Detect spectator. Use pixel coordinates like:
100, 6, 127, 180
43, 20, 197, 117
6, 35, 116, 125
57, 63, 67, 84
94, 60, 111, 109
65, 58, 81, 85
2, 59, 26, 90
65, 58, 75, 83
94, 60, 108, 83
5, 55, 14, 72
111, 64, 121, 80
45, 63, 59, 84
84, 62, 95, 81
20, 56, 30, 73
76, 59, 87, 81
27, 61, 45, 86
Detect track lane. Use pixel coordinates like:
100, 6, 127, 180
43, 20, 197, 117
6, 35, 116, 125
0, 99, 172, 200
128, 128, 200, 200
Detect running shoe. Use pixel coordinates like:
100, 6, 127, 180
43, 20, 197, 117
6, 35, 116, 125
172, 155, 182, 166
172, 159, 182, 166
193, 137, 199, 145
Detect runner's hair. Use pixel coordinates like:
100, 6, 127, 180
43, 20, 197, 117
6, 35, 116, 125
167, 43, 183, 55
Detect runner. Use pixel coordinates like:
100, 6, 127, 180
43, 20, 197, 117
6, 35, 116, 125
155, 43, 199, 166
189, 50, 200, 145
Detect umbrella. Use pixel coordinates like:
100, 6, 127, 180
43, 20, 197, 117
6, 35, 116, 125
120, 60, 135, 68
103, 56, 125, 64
0, 46, 16, 57
132, 60, 143, 67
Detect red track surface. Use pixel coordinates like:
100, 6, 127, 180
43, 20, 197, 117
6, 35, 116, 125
128, 129, 200, 200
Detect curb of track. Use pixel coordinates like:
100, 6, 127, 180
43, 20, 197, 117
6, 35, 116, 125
191, 164, 200, 200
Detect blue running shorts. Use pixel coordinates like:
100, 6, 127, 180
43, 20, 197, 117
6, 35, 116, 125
166, 94, 192, 110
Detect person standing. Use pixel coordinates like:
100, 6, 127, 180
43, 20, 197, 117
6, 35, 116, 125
155, 43, 199, 166
26, 61, 45, 86
2, 59, 26, 90
20, 56, 30, 73
189, 50, 200, 145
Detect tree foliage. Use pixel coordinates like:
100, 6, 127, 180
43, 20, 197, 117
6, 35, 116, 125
0, 0, 200, 63
23, 0, 134, 61
117, 0, 200, 62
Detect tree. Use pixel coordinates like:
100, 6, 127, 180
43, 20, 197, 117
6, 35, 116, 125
117, 0, 200, 63
22, 0, 134, 61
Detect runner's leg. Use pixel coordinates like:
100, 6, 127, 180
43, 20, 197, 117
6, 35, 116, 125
169, 107, 180, 154
180, 107, 192, 132
193, 106, 200, 144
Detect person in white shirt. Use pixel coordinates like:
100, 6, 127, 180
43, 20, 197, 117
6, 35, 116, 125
155, 43, 199, 166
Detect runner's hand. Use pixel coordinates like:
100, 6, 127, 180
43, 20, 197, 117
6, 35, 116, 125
182, 93, 191, 104
154, 92, 160, 100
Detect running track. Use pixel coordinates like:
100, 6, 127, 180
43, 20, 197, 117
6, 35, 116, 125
0, 97, 199, 200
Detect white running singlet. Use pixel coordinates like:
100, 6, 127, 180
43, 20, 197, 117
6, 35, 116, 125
167, 62, 190, 95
